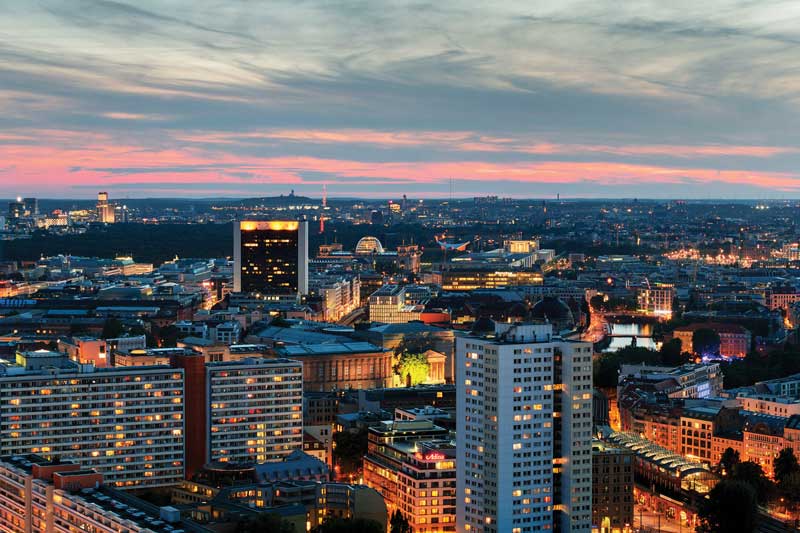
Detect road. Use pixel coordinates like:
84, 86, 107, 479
634, 507, 686, 533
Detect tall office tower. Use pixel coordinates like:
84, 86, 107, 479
97, 191, 115, 223
21, 197, 38, 216
7, 198, 24, 220
233, 219, 309, 297
0, 350, 185, 488
456, 323, 593, 533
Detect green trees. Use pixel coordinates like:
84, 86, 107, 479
774, 448, 800, 485
332, 428, 368, 479
774, 448, 800, 512
717, 447, 740, 476
730, 461, 774, 504
696, 479, 758, 533
389, 510, 411, 533
659, 337, 688, 366
593, 346, 658, 388
394, 352, 430, 387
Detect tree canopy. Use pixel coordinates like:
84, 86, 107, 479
394, 351, 430, 387
692, 328, 721, 357
696, 479, 758, 533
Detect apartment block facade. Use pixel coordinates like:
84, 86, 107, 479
456, 323, 593, 533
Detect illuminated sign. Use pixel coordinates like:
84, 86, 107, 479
240, 220, 299, 231
415, 451, 446, 461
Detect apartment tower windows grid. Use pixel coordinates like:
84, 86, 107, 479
456, 323, 593, 533
206, 358, 303, 464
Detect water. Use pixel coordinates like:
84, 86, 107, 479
603, 322, 656, 352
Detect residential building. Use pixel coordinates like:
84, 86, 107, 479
456, 323, 594, 532
591, 441, 634, 533
363, 419, 454, 532
0, 455, 209, 533
636, 285, 674, 318
0, 350, 184, 488
205, 357, 303, 464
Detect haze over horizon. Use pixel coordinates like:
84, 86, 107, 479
3, 1, 800, 199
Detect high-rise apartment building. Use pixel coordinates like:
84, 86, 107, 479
456, 323, 593, 533
0, 350, 185, 488
233, 219, 309, 297
206, 357, 303, 464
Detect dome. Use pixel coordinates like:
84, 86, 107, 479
530, 296, 574, 329
355, 236, 384, 255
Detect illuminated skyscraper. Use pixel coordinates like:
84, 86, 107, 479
97, 191, 115, 223
233, 219, 309, 296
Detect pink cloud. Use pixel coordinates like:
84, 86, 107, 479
174, 128, 798, 159
1, 129, 799, 196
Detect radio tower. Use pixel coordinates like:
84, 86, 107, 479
320, 184, 328, 234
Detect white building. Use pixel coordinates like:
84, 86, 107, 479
0, 350, 184, 488
456, 323, 593, 533
368, 284, 425, 323
207, 357, 303, 464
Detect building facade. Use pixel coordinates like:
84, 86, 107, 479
0, 351, 184, 488
456, 323, 593, 533
206, 358, 303, 464
591, 442, 634, 533
233, 219, 309, 297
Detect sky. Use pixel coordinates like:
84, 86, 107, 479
2, 0, 800, 199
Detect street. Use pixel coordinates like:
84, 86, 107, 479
634, 506, 687, 533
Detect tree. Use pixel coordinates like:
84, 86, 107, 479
692, 328, 721, 358
394, 352, 430, 387
696, 479, 758, 533
236, 512, 296, 533
718, 447, 740, 476
390, 510, 411, 533
101, 318, 124, 339
731, 461, 774, 504
774, 448, 800, 486
332, 428, 368, 479
659, 338, 686, 366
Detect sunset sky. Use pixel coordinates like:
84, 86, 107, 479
2, 1, 800, 198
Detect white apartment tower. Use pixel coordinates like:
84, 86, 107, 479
456, 323, 593, 533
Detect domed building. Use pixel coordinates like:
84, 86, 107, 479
355, 236, 384, 255
530, 296, 575, 332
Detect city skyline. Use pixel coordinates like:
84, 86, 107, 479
3, 1, 800, 198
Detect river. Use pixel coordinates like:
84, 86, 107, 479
603, 322, 657, 352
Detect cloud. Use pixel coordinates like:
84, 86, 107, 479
1, 1, 800, 197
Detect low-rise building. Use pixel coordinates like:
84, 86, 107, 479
0, 455, 209, 533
